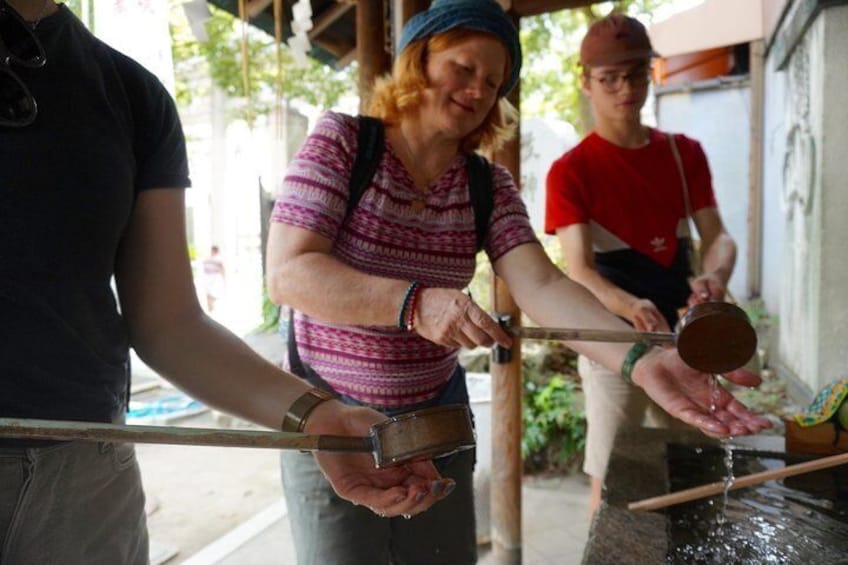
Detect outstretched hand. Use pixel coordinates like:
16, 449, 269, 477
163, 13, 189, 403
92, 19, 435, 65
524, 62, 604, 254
628, 298, 671, 333
631, 348, 772, 438
304, 401, 455, 518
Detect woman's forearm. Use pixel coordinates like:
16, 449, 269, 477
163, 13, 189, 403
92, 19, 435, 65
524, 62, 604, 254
268, 251, 410, 326
514, 273, 633, 374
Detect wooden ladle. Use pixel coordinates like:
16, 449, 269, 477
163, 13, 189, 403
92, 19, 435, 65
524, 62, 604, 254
0, 404, 475, 469
496, 302, 757, 374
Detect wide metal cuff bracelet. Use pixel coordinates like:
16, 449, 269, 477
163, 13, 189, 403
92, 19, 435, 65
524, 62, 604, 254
281, 388, 336, 433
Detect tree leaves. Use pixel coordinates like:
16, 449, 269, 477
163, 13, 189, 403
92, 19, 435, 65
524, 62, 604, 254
169, 3, 355, 115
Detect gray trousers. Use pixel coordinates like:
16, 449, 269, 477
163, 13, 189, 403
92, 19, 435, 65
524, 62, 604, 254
281, 447, 477, 565
281, 361, 478, 564
0, 440, 149, 565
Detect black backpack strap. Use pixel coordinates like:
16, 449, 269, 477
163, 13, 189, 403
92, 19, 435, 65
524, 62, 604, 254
466, 153, 493, 252
347, 115, 385, 216
289, 116, 385, 374
286, 308, 307, 378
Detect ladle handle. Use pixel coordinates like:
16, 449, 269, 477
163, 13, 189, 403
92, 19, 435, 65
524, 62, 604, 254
510, 327, 675, 345
628, 450, 848, 512
0, 418, 373, 453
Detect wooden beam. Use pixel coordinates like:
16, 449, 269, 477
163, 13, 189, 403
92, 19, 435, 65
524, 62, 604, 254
392, 0, 429, 51
247, 0, 273, 19
357, 0, 391, 111
397, 0, 429, 24
313, 36, 354, 60
309, 2, 354, 39
512, 0, 599, 17
746, 39, 765, 299
331, 47, 354, 68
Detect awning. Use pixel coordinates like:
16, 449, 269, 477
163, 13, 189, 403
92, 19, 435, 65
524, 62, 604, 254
649, 0, 766, 58
205, 0, 604, 68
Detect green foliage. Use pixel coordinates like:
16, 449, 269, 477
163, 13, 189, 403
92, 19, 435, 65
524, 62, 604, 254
254, 286, 282, 334
169, 3, 356, 116
64, 0, 82, 17
519, 10, 586, 128
741, 297, 777, 329
522, 375, 586, 473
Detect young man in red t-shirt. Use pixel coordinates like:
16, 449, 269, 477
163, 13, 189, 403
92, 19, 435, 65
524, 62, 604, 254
545, 14, 740, 514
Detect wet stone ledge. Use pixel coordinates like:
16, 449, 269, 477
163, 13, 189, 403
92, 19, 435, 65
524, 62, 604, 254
582, 428, 785, 564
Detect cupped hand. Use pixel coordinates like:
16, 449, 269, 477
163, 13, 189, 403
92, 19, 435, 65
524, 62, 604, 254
628, 298, 671, 333
305, 401, 455, 518
688, 273, 726, 306
414, 287, 512, 349
631, 348, 772, 438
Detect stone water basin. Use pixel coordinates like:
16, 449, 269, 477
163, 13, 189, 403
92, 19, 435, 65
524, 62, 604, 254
583, 428, 848, 564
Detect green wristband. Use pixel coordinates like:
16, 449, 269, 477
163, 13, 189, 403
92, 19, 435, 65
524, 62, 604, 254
621, 342, 650, 384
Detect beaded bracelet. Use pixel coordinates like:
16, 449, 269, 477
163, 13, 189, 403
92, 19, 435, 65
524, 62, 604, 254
404, 283, 424, 331
397, 281, 419, 330
621, 342, 650, 384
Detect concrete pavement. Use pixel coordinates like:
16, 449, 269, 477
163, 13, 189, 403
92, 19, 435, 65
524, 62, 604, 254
172, 473, 591, 565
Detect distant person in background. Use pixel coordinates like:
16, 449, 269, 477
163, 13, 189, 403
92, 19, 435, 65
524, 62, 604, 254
202, 244, 226, 312
545, 13, 745, 515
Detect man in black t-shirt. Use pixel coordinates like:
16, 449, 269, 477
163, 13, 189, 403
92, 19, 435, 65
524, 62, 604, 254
0, 3, 455, 562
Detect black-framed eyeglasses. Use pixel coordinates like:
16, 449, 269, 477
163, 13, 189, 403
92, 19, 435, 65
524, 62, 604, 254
0, 1, 46, 128
590, 68, 652, 94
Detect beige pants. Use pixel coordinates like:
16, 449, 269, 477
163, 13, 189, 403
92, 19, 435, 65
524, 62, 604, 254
580, 355, 691, 479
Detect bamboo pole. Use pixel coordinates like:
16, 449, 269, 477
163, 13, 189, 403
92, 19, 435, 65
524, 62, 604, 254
628, 451, 848, 512
510, 326, 674, 344
237, 0, 253, 126
0, 418, 371, 453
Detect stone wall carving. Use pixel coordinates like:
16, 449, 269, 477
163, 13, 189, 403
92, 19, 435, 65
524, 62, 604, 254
779, 37, 816, 379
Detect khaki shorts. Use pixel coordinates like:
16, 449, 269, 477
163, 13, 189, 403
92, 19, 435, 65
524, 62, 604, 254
579, 355, 691, 479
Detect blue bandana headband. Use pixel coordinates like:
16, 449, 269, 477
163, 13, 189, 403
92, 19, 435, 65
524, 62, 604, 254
397, 0, 522, 96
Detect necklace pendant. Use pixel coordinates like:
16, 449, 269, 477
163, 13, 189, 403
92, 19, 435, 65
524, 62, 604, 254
410, 199, 426, 213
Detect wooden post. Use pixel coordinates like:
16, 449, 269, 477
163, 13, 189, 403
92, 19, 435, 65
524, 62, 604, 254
490, 280, 522, 564
490, 27, 522, 561
356, 0, 391, 112
398, 0, 429, 21
393, 0, 430, 50
746, 39, 765, 299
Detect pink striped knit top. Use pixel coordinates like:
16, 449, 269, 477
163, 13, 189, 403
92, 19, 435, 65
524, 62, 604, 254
272, 112, 538, 407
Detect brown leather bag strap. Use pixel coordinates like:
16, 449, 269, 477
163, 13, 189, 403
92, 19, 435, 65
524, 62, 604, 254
668, 133, 692, 228
668, 132, 700, 276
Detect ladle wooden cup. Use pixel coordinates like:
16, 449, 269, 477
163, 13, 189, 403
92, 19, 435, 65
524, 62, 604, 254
495, 302, 757, 374
0, 404, 475, 469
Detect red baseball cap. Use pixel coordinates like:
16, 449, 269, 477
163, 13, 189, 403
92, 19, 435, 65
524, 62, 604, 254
580, 14, 659, 67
